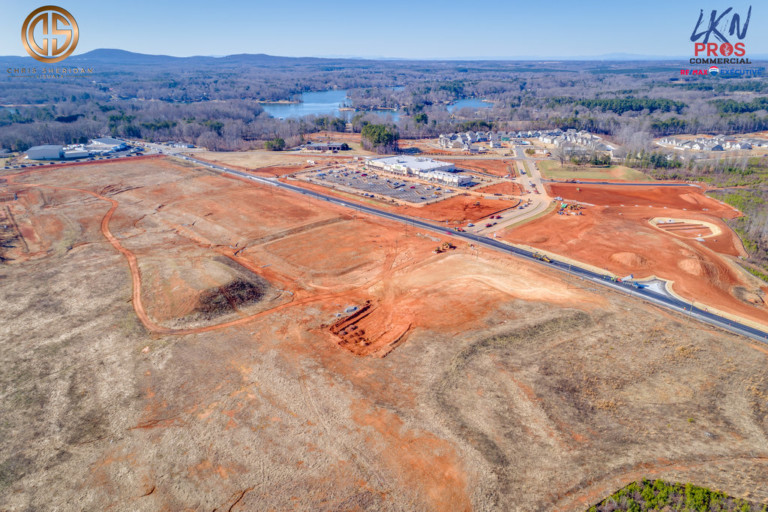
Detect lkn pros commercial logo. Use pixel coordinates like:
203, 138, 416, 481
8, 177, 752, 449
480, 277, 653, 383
690, 5, 752, 64
21, 5, 79, 64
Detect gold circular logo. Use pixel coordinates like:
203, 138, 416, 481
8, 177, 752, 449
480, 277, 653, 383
21, 6, 79, 64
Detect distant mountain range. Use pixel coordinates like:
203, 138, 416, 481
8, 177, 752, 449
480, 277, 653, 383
1, 49, 336, 67
2, 49, 766, 67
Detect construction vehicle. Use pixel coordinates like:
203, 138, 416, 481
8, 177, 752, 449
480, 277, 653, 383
532, 252, 552, 263
434, 241, 456, 254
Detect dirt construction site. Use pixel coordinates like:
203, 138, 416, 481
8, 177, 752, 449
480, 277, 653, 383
503, 183, 768, 328
1, 156, 768, 511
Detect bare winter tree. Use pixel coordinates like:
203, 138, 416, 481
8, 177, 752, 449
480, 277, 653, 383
552, 143, 572, 167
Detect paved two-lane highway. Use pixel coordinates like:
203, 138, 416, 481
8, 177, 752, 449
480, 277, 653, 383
180, 155, 768, 343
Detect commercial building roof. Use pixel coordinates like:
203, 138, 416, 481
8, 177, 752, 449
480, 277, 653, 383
29, 144, 64, 151
369, 156, 454, 173
91, 137, 125, 146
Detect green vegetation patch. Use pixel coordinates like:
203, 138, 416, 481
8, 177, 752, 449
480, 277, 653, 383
550, 97, 686, 115
711, 97, 768, 114
588, 479, 768, 512
708, 187, 767, 265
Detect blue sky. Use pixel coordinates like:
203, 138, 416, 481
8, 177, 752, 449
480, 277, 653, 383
1, 0, 765, 59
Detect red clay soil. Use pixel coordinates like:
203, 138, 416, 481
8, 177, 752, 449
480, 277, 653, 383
1, 154, 164, 178
0, 189, 70, 260
505, 184, 768, 326
5, 163, 387, 337
329, 300, 411, 357
659, 222, 713, 238
397, 195, 519, 224
285, 179, 518, 224
446, 159, 516, 177
350, 399, 472, 511
9, 180, 292, 336
476, 181, 523, 196
548, 183, 738, 218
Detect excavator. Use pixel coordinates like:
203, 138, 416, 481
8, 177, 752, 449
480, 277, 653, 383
532, 252, 552, 263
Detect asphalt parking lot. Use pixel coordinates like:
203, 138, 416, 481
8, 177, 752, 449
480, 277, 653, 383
3, 148, 142, 170
309, 167, 452, 203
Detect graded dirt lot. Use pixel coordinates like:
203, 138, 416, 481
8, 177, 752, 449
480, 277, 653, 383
538, 161, 653, 182
398, 138, 454, 155
195, 151, 350, 177
504, 183, 768, 327
446, 158, 516, 177
475, 181, 523, 196
1, 158, 768, 511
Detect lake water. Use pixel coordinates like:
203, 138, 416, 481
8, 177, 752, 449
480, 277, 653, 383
262, 90, 399, 122
447, 99, 492, 112
261, 90, 349, 119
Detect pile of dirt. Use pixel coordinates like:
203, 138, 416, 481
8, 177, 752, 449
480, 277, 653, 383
193, 276, 270, 318
677, 258, 708, 277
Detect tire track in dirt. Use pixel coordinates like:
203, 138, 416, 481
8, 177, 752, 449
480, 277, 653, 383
296, 367, 391, 493
9, 181, 357, 336
431, 312, 593, 506
10, 179, 417, 338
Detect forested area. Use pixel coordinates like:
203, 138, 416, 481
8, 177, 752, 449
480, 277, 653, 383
2, 51, 768, 153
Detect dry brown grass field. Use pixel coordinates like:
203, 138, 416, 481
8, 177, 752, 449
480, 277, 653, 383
0, 158, 767, 511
